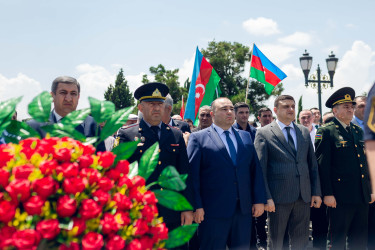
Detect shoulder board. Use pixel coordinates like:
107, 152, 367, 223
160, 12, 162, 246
322, 122, 334, 127
123, 123, 139, 129
352, 123, 361, 129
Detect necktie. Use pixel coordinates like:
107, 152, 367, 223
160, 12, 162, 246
224, 131, 237, 165
150, 126, 159, 141
285, 127, 296, 155
346, 126, 351, 134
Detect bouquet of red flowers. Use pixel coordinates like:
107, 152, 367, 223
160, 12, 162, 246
0, 93, 196, 249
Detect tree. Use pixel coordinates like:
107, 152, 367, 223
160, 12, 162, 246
202, 40, 284, 117
297, 95, 303, 124
104, 68, 134, 110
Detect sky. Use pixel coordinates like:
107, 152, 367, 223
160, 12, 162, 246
1, 0, 375, 120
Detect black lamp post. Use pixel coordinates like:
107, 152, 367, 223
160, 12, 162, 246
299, 50, 339, 123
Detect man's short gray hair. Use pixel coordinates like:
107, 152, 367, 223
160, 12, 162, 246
165, 94, 173, 108
199, 105, 211, 113
51, 76, 80, 94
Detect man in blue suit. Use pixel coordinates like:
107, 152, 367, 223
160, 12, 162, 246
187, 97, 267, 249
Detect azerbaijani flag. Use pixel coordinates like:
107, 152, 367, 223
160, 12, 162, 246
184, 47, 221, 124
179, 95, 185, 118
250, 44, 287, 95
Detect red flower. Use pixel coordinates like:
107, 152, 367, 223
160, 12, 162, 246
6, 179, 31, 202
54, 148, 72, 162
92, 189, 110, 206
24, 195, 44, 215
97, 151, 115, 168
115, 160, 130, 175
63, 177, 86, 195
82, 144, 96, 155
32, 176, 58, 199
118, 176, 133, 189
78, 154, 94, 169
39, 159, 58, 175
0, 200, 16, 223
82, 232, 104, 250
56, 195, 77, 218
57, 162, 79, 178
149, 223, 168, 241
80, 168, 101, 185
36, 219, 60, 240
127, 239, 142, 250
114, 211, 131, 226
141, 205, 155, 223
129, 187, 143, 202
105, 169, 121, 182
71, 217, 86, 236
143, 191, 158, 204
0, 148, 13, 168
98, 177, 114, 192
100, 213, 121, 235
59, 242, 80, 250
0, 226, 16, 248
139, 236, 154, 250
12, 163, 34, 179
132, 176, 146, 188
80, 199, 102, 220
106, 235, 125, 250
113, 193, 133, 210
37, 138, 57, 156
12, 229, 41, 249
0, 168, 10, 188
134, 219, 149, 236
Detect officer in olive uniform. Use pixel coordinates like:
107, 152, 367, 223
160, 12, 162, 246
117, 82, 193, 236
364, 82, 375, 249
315, 87, 373, 249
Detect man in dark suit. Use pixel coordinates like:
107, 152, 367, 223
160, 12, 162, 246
188, 97, 267, 249
117, 82, 193, 237
162, 94, 191, 133
315, 87, 374, 249
27, 76, 105, 151
254, 95, 321, 250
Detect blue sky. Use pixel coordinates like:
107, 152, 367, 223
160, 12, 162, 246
1, 0, 375, 119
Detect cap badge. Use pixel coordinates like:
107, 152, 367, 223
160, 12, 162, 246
152, 88, 161, 97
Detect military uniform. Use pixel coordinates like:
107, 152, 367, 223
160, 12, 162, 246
117, 82, 192, 236
315, 87, 371, 249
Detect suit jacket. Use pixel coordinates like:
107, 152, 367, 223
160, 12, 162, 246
27, 111, 106, 152
187, 125, 267, 218
315, 118, 370, 204
171, 119, 191, 133
254, 120, 321, 204
117, 119, 191, 224
351, 116, 364, 130
233, 121, 256, 142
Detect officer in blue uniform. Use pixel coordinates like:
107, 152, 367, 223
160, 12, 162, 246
117, 82, 193, 244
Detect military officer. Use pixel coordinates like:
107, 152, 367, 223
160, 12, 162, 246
117, 82, 194, 235
315, 87, 374, 249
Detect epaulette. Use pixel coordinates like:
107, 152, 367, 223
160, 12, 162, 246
322, 122, 334, 127
352, 123, 361, 129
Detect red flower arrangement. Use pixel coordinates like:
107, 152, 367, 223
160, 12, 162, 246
0, 137, 168, 250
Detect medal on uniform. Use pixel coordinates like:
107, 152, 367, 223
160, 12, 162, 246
134, 136, 139, 141
339, 135, 344, 141
141, 136, 146, 142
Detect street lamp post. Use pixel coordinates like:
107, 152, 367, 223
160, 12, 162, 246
299, 50, 339, 123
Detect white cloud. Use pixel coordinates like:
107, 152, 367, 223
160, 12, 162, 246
0, 73, 43, 120
177, 53, 195, 87
281, 64, 304, 81
278, 32, 313, 47
242, 17, 281, 36
258, 44, 296, 64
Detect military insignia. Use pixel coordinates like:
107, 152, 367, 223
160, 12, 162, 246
113, 137, 120, 147
134, 136, 139, 141
137, 143, 144, 146
166, 127, 170, 130
152, 88, 162, 97
171, 144, 179, 146
367, 96, 375, 133
140, 136, 146, 142
340, 141, 348, 147
139, 128, 142, 132
315, 134, 322, 140
338, 135, 344, 141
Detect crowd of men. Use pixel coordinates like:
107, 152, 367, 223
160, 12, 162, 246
2, 76, 375, 250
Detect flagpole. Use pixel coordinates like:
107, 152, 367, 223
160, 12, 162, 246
245, 43, 254, 104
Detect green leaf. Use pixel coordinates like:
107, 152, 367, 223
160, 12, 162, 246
128, 161, 138, 178
89, 97, 115, 124
139, 142, 159, 181
111, 140, 139, 163
152, 189, 193, 211
4, 120, 40, 142
100, 106, 134, 141
180, 174, 188, 183
60, 108, 91, 128
158, 166, 186, 191
28, 91, 52, 122
165, 224, 199, 249
0, 97, 22, 135
41, 123, 86, 141
84, 137, 98, 145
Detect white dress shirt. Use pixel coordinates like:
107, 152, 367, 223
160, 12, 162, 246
276, 119, 297, 149
310, 126, 316, 150
212, 124, 238, 153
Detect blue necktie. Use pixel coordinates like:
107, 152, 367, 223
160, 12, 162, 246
224, 131, 237, 165
285, 127, 296, 155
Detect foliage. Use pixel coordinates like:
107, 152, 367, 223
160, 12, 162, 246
297, 95, 303, 124
104, 68, 135, 111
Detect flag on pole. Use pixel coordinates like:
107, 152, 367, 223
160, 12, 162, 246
184, 47, 221, 124
180, 95, 185, 118
250, 44, 287, 95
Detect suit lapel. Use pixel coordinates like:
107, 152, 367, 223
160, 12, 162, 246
140, 120, 158, 145
159, 123, 170, 147
270, 121, 295, 158
207, 125, 233, 166
333, 118, 353, 142
233, 128, 246, 164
